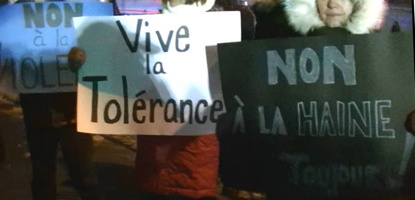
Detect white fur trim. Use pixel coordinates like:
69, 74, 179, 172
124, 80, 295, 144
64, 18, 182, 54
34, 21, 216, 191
283, 0, 387, 34
162, 0, 215, 13
345, 0, 387, 34
284, 0, 324, 35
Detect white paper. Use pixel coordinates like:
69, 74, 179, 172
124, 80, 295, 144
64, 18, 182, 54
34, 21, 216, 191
75, 12, 241, 135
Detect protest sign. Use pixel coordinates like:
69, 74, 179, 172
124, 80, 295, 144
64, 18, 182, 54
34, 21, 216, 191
74, 12, 241, 135
217, 32, 415, 199
0, 2, 113, 94
115, 0, 161, 15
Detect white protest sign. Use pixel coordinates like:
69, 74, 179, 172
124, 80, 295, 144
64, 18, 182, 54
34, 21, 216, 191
0, 2, 113, 93
75, 12, 241, 135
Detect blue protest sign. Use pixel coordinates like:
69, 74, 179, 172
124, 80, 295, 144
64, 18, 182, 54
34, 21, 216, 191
0, 2, 113, 93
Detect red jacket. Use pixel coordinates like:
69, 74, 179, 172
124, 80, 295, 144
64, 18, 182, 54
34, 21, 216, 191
134, 134, 219, 199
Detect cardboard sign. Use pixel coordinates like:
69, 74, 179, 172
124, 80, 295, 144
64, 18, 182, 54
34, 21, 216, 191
0, 2, 113, 93
217, 32, 415, 199
115, 0, 161, 15
74, 12, 241, 135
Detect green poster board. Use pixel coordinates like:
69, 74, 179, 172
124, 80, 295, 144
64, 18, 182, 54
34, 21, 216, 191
218, 32, 415, 199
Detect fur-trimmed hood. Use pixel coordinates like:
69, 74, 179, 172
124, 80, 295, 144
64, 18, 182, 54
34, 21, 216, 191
281, 0, 387, 35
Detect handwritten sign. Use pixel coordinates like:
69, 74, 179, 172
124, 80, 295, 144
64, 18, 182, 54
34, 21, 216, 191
74, 12, 241, 135
115, 0, 161, 14
0, 2, 113, 93
217, 32, 415, 199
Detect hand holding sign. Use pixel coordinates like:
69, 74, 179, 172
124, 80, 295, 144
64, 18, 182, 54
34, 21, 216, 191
405, 110, 415, 136
68, 47, 86, 73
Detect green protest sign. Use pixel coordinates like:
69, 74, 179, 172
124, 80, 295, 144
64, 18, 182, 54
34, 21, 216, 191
218, 32, 415, 199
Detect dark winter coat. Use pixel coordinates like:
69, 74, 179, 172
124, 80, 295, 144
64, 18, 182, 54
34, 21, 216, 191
134, 134, 219, 199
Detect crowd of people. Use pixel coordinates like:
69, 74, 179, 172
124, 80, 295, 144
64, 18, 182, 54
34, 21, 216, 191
1, 0, 414, 199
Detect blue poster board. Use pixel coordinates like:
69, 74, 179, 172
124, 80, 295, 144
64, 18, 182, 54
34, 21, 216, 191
0, 2, 113, 93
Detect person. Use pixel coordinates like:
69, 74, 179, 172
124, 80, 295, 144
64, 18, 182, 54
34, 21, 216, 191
11, 0, 110, 199
20, 92, 97, 200
253, 0, 385, 39
116, 1, 217, 199
135, 1, 256, 199
218, 0, 387, 199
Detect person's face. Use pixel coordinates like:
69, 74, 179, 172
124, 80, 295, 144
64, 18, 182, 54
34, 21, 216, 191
317, 0, 353, 27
